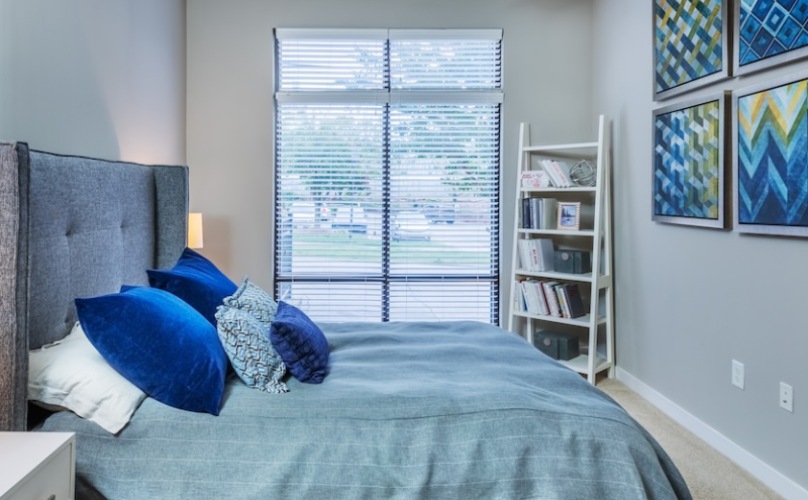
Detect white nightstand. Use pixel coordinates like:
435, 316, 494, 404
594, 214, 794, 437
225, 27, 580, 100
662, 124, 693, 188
0, 432, 75, 500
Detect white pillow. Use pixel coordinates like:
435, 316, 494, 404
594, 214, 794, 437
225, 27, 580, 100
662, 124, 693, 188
28, 322, 146, 434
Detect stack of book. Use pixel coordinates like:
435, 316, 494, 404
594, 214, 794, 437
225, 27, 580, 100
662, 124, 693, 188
521, 198, 556, 229
539, 159, 573, 188
515, 280, 586, 319
517, 238, 554, 272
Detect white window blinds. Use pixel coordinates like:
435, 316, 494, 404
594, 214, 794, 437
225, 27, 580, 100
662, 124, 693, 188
274, 28, 502, 323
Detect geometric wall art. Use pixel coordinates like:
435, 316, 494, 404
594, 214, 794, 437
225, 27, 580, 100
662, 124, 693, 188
654, 0, 730, 100
733, 74, 808, 236
735, 0, 808, 76
653, 93, 728, 228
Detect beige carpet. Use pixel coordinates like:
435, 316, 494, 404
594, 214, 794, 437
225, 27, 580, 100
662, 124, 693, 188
597, 379, 783, 500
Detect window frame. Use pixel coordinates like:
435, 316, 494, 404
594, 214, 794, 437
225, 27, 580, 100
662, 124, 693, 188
273, 28, 503, 324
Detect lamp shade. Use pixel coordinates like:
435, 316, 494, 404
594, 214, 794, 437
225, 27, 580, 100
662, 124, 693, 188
188, 213, 204, 249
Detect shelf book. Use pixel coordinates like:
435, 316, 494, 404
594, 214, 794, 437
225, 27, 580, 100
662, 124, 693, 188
517, 238, 554, 272
541, 281, 562, 317
521, 198, 557, 230
520, 170, 551, 189
538, 159, 572, 188
558, 283, 586, 318
516, 280, 586, 319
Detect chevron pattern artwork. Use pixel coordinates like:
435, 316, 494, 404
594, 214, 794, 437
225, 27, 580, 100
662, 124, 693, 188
737, 79, 808, 229
739, 0, 808, 67
655, 0, 724, 94
654, 100, 721, 220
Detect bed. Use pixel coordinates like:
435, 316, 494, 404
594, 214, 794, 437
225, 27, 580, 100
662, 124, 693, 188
0, 142, 691, 499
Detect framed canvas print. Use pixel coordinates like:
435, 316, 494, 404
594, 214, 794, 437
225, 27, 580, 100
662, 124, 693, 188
735, 0, 808, 76
733, 72, 808, 236
654, 0, 730, 100
557, 202, 581, 230
652, 92, 729, 228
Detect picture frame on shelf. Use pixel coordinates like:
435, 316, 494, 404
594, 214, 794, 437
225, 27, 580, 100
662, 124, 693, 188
556, 202, 581, 230
653, 0, 729, 101
652, 92, 729, 229
735, 0, 808, 77
732, 72, 808, 237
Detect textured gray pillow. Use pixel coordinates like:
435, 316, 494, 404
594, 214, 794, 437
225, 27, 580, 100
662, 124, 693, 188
223, 277, 278, 327
215, 305, 288, 394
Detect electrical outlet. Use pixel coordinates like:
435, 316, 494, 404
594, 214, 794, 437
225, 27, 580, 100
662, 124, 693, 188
780, 382, 794, 413
732, 360, 745, 389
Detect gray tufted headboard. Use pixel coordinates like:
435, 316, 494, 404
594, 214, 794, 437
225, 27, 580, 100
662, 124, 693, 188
0, 142, 189, 431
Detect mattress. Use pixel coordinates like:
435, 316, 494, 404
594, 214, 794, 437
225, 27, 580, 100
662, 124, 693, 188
41, 320, 690, 499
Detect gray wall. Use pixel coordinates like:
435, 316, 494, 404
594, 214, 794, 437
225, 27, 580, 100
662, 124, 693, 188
0, 0, 186, 164
186, 0, 595, 290
593, 0, 807, 493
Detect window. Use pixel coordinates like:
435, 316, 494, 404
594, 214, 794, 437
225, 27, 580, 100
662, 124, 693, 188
274, 28, 502, 323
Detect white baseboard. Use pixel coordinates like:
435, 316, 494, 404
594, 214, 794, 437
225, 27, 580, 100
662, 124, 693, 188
616, 367, 808, 500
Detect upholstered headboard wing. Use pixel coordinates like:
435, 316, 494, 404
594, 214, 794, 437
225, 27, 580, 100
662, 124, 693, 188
0, 142, 188, 431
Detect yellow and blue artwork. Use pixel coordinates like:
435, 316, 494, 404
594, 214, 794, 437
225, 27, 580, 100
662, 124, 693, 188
736, 77, 808, 235
653, 95, 726, 228
654, 0, 728, 100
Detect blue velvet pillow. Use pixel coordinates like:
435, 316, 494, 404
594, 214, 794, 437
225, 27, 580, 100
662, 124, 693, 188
147, 248, 237, 325
75, 286, 229, 415
269, 302, 329, 384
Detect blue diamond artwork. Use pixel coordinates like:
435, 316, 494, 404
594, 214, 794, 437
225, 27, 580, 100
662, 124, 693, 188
739, 0, 808, 68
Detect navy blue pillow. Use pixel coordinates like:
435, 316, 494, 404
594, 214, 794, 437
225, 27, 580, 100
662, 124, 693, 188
75, 286, 229, 415
147, 248, 237, 325
269, 302, 329, 383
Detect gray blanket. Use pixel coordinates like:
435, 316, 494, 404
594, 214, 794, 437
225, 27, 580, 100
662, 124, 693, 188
42, 321, 691, 499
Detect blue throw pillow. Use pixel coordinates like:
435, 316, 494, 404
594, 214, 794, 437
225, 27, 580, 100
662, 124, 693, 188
269, 302, 329, 384
147, 248, 237, 325
215, 304, 288, 394
75, 286, 229, 415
